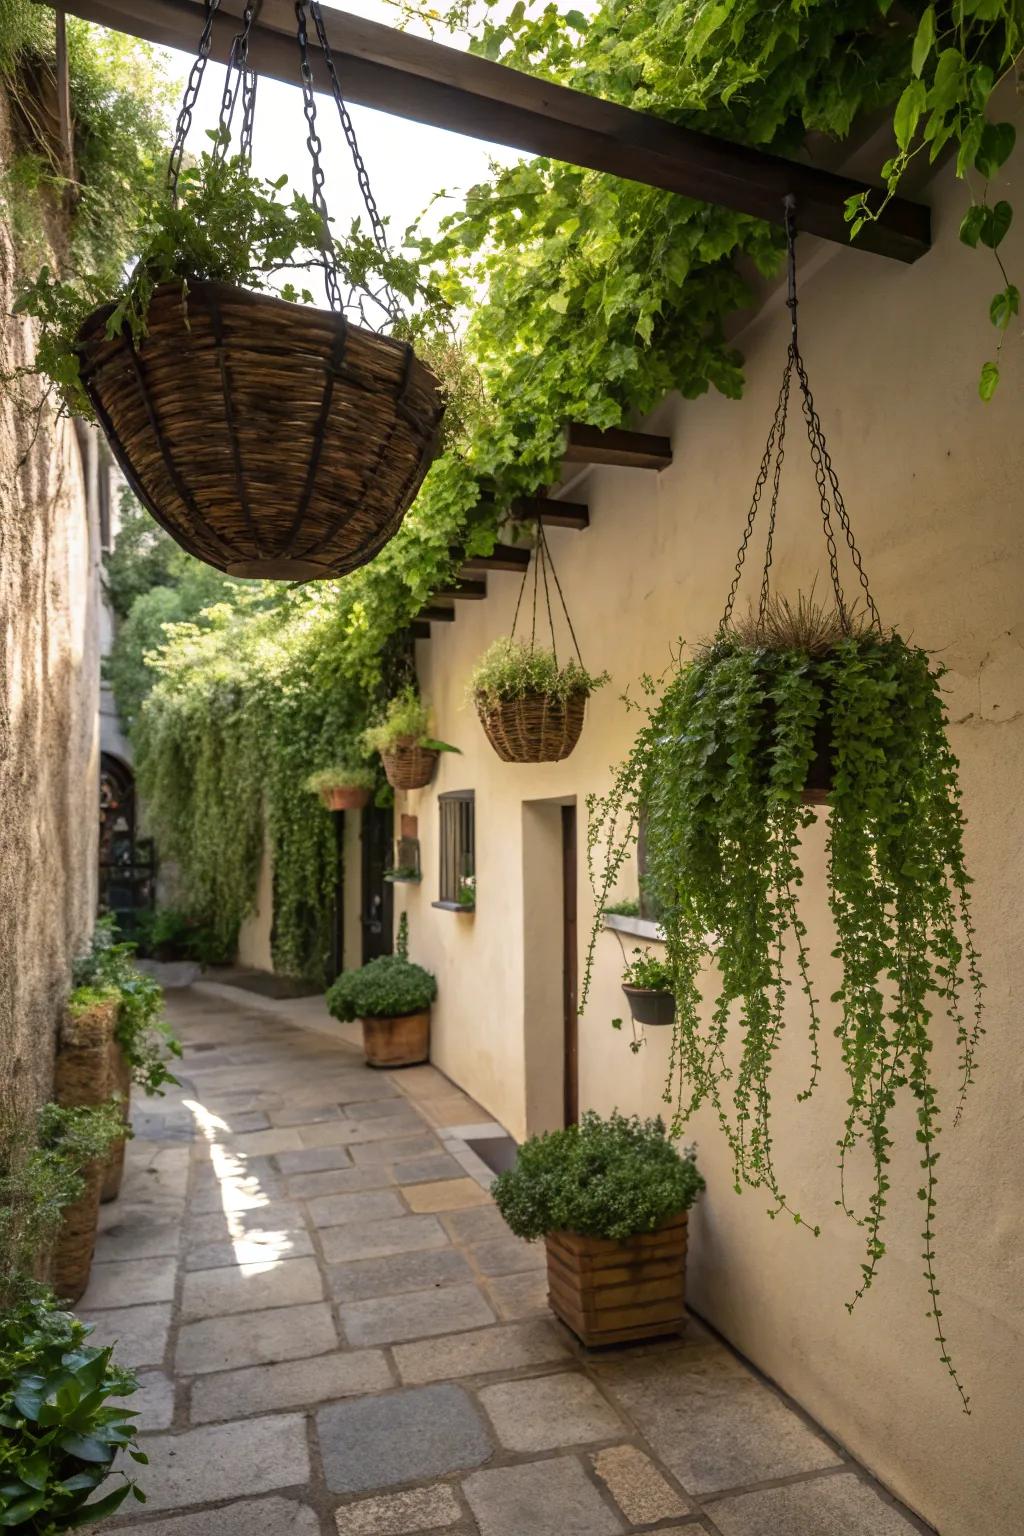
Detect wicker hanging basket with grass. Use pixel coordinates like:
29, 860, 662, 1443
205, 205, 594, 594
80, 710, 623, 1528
472, 526, 606, 764
381, 740, 440, 791
77, 0, 443, 582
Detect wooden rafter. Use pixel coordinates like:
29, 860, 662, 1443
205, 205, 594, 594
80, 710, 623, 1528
453, 544, 531, 574
510, 497, 590, 531
52, 0, 930, 262
434, 579, 487, 600
563, 424, 672, 470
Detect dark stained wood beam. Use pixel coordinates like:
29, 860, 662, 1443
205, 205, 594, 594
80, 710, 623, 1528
53, 0, 930, 262
434, 579, 487, 600
410, 621, 431, 640
511, 497, 590, 531
452, 544, 531, 574
420, 605, 456, 622
564, 424, 672, 470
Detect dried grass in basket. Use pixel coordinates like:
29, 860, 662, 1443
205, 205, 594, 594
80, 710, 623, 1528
381, 741, 440, 791
476, 690, 586, 763
77, 281, 445, 581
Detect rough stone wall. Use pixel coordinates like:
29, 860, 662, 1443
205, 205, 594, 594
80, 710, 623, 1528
0, 82, 100, 1106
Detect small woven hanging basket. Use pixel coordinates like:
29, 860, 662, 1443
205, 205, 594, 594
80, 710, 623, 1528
380, 740, 439, 791
76, 281, 445, 580
476, 690, 587, 764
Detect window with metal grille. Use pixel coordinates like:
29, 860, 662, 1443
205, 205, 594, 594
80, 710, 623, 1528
436, 790, 475, 910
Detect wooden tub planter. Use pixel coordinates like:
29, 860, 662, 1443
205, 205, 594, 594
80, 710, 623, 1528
545, 1211, 689, 1347
361, 1010, 430, 1068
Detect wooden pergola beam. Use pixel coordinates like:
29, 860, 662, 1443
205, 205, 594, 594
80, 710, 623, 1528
564, 424, 672, 470
420, 605, 456, 622
453, 544, 531, 574
53, 0, 930, 262
434, 579, 487, 600
510, 497, 589, 531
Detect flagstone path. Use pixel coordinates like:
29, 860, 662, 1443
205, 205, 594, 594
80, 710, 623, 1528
81, 984, 932, 1536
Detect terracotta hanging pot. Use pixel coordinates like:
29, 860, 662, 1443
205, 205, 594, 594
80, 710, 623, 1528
318, 784, 372, 812
77, 283, 444, 581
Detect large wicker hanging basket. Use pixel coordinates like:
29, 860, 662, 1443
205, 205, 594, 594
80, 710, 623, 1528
380, 740, 439, 791
476, 690, 587, 763
76, 281, 445, 581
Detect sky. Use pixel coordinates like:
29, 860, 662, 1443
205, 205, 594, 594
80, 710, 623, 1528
154, 0, 525, 273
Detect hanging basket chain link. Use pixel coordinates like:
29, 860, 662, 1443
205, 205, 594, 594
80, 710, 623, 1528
720, 195, 881, 636
167, 0, 223, 198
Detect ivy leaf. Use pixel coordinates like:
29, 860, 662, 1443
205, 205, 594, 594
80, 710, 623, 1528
894, 80, 927, 151
975, 121, 1016, 180
911, 6, 935, 77
978, 360, 1000, 400
959, 204, 986, 247
980, 200, 1013, 249
989, 285, 1020, 330
547, 292, 569, 314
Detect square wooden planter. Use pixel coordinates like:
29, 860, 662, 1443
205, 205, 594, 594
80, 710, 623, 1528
545, 1211, 688, 1347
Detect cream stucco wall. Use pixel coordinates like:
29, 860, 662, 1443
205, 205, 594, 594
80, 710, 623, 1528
401, 105, 1024, 1536
0, 87, 101, 1105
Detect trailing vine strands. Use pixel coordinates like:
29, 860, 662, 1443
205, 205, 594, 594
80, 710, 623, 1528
584, 630, 983, 1407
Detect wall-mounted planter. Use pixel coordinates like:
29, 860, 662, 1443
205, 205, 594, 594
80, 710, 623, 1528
100, 1040, 131, 1203
622, 984, 676, 1027
362, 1009, 430, 1068
544, 1211, 689, 1346
319, 784, 372, 812
381, 741, 439, 791
53, 995, 118, 1303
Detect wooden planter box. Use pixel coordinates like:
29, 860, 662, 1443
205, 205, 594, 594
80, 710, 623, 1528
545, 1211, 688, 1346
361, 1010, 430, 1068
101, 1040, 131, 1204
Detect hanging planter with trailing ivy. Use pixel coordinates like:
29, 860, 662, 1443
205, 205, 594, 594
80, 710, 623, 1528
470, 526, 607, 763
15, 0, 446, 581
584, 201, 984, 1409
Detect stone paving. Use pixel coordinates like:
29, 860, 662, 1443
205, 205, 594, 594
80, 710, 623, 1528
81, 985, 933, 1536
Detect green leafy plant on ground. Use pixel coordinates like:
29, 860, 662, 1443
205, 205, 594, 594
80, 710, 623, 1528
134, 907, 232, 967
72, 922, 181, 1096
0, 1099, 126, 1309
325, 913, 437, 1021
585, 619, 983, 1408
492, 1111, 704, 1242
468, 638, 608, 705
0, 1293, 146, 1529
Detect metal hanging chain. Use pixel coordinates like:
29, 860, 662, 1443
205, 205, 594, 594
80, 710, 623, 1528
295, 0, 343, 312
508, 520, 586, 669
167, 0, 223, 198
213, 0, 261, 168
720, 195, 882, 635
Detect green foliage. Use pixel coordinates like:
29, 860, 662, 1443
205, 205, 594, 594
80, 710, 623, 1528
0, 1293, 146, 1530
585, 627, 983, 1407
325, 915, 436, 1020
133, 907, 232, 966
304, 765, 377, 797
11, 151, 451, 419
492, 1111, 703, 1242
602, 897, 640, 918
73, 922, 181, 1096
361, 687, 458, 755
469, 638, 608, 704
621, 947, 672, 991
842, 1, 1022, 398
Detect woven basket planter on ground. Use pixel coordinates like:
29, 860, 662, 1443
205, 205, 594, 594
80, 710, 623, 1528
380, 741, 440, 791
53, 996, 117, 1303
476, 690, 587, 763
76, 281, 444, 581
101, 1041, 131, 1204
545, 1211, 689, 1347
361, 1010, 430, 1068
320, 785, 371, 812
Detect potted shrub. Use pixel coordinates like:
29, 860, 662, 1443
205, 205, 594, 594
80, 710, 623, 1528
71, 922, 181, 1203
362, 687, 459, 791
620, 948, 675, 1027
492, 1112, 703, 1347
0, 1293, 147, 1527
305, 764, 377, 812
325, 914, 437, 1067
470, 638, 608, 763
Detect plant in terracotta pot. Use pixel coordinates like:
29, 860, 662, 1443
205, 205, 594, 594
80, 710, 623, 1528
305, 764, 377, 813
493, 1111, 703, 1347
362, 687, 459, 791
618, 948, 675, 1029
0, 1292, 147, 1527
325, 913, 437, 1067
469, 637, 608, 763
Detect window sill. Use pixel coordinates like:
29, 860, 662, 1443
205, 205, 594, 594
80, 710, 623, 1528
432, 901, 476, 913
603, 913, 665, 942
385, 872, 422, 884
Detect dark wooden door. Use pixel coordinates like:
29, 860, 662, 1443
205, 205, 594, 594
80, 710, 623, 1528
562, 804, 579, 1125
361, 806, 394, 963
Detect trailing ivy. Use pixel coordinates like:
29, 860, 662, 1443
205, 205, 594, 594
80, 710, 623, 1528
584, 623, 984, 1408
